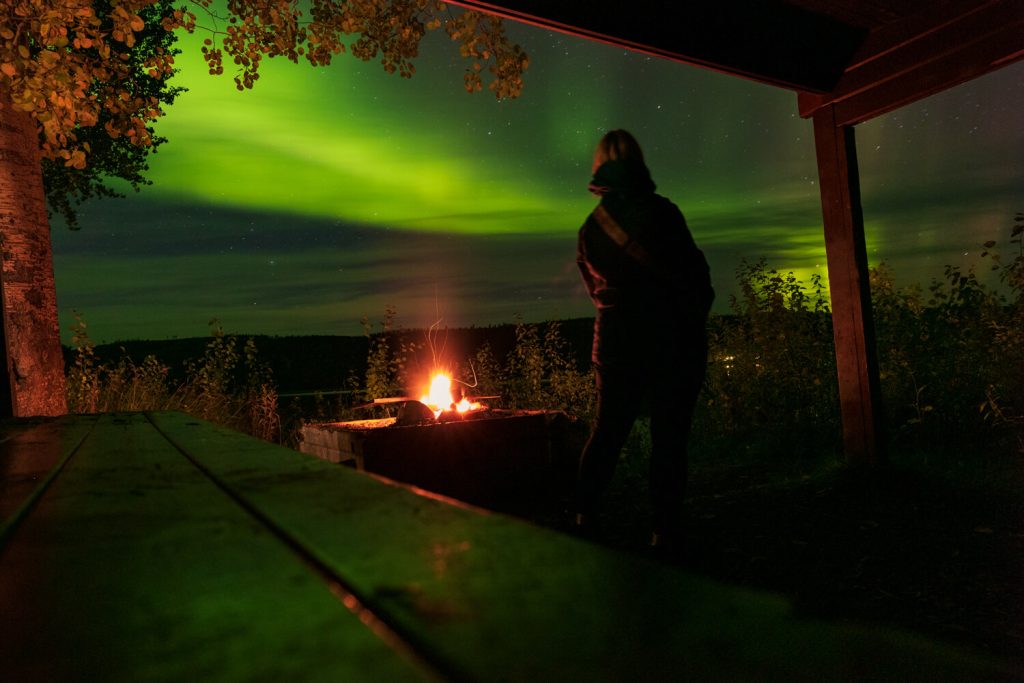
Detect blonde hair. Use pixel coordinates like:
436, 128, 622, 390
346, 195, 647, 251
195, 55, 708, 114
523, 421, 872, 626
593, 129, 646, 170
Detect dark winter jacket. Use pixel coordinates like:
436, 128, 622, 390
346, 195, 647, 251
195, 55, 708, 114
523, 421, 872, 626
578, 160, 713, 366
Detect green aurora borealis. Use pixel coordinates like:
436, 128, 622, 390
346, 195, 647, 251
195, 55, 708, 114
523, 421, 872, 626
50, 22, 1024, 343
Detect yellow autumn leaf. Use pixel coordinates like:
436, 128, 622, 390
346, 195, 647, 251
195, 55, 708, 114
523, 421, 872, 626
65, 149, 87, 169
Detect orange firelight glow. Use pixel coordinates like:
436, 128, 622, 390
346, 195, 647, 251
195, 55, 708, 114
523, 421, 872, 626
419, 373, 480, 418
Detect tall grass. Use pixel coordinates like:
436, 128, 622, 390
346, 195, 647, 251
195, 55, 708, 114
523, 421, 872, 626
351, 314, 594, 421
66, 317, 280, 442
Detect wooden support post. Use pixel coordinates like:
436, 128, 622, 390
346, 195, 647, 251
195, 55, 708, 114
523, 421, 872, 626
0, 100, 67, 417
812, 104, 882, 466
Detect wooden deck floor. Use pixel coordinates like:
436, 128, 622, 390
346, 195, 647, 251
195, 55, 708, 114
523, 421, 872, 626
0, 412, 1017, 681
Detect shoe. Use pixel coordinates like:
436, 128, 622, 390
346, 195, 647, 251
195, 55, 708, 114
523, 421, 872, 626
649, 531, 684, 562
573, 512, 600, 540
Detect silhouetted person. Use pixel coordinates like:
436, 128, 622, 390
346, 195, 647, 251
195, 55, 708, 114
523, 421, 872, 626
575, 130, 713, 550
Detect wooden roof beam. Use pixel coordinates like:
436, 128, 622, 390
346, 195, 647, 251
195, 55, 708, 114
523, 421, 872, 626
798, 0, 1024, 125
446, 0, 865, 93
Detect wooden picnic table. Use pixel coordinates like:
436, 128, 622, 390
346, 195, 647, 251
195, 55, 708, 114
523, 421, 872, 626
0, 412, 1017, 681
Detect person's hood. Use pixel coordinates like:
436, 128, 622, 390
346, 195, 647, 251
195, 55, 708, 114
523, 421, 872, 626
588, 159, 656, 196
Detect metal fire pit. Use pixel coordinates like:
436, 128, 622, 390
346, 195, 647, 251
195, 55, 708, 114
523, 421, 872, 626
298, 409, 583, 512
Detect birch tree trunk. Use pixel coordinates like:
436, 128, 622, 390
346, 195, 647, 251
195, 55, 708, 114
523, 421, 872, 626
0, 95, 67, 417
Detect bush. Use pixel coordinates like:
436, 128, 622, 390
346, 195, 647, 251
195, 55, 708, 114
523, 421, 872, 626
692, 219, 1024, 458
502, 319, 594, 418
698, 259, 838, 456
347, 315, 595, 421
866, 221, 1023, 453
66, 310, 172, 414
65, 316, 280, 442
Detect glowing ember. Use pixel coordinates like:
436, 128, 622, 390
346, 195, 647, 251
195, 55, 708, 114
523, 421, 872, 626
419, 372, 481, 418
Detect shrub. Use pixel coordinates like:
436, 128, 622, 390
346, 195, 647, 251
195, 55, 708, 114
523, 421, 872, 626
65, 317, 280, 442
865, 221, 1022, 452
66, 310, 173, 414
501, 318, 594, 418
65, 311, 102, 413
347, 314, 594, 420
462, 341, 503, 399
361, 305, 399, 401
699, 259, 838, 455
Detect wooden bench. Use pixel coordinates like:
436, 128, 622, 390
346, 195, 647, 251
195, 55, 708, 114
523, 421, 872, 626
1, 412, 1016, 681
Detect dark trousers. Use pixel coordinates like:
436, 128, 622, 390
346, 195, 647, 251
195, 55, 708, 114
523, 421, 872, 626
576, 342, 706, 535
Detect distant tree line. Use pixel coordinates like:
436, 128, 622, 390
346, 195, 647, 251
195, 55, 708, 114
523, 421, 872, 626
66, 215, 1023, 457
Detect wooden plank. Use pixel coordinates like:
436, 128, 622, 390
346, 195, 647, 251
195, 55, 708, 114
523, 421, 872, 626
445, 0, 864, 92
829, 0, 1018, 94
805, 0, 1001, 78
830, 21, 1024, 126
147, 411, 1015, 681
0, 413, 433, 682
0, 416, 96, 543
812, 106, 883, 466
798, 0, 1024, 123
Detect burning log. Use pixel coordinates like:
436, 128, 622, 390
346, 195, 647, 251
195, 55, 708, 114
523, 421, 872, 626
360, 373, 496, 425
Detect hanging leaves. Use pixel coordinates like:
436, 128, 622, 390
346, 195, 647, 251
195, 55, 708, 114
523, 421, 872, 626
1, 0, 529, 171
200, 1, 528, 97
1, 0, 186, 169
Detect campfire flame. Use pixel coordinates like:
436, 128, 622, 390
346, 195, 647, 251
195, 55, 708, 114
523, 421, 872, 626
420, 372, 480, 418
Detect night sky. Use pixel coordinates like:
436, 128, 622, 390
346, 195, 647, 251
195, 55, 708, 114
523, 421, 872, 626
50, 22, 1024, 343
